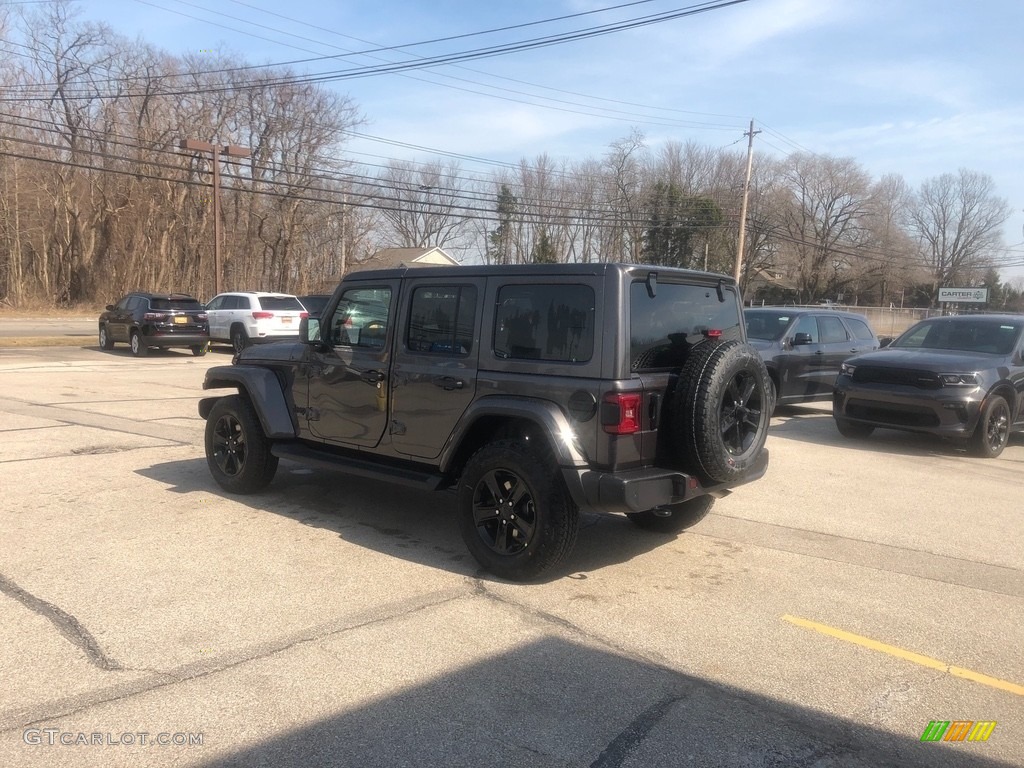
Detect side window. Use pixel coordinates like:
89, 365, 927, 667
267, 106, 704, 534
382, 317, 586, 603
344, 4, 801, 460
206, 296, 222, 311
127, 297, 146, 312
330, 287, 392, 348
235, 296, 251, 310
845, 317, 875, 341
116, 297, 132, 310
493, 284, 595, 363
406, 285, 477, 356
819, 316, 849, 344
792, 315, 819, 343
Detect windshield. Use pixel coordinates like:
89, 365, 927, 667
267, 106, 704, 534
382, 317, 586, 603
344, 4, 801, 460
892, 318, 1023, 355
744, 311, 793, 341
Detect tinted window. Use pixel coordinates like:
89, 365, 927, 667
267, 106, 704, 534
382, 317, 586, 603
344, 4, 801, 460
127, 297, 146, 311
258, 296, 304, 311
793, 315, 819, 343
494, 284, 594, 362
300, 295, 330, 315
150, 298, 202, 311
818, 315, 849, 344
845, 317, 875, 341
407, 285, 477, 356
205, 296, 223, 310
116, 297, 132, 310
894, 319, 1023, 355
630, 281, 742, 370
330, 287, 392, 348
232, 296, 251, 310
745, 311, 792, 341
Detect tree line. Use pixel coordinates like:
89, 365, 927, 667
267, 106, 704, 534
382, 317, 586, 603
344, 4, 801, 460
0, 1, 1017, 310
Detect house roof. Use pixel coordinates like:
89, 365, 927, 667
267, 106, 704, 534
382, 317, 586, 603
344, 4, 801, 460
362, 247, 459, 269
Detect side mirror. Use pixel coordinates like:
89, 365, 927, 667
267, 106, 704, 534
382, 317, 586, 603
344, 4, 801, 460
792, 332, 813, 346
106, 304, 115, 311
300, 316, 321, 345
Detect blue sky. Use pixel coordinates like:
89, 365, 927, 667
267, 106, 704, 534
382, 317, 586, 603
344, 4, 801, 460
73, 0, 1024, 275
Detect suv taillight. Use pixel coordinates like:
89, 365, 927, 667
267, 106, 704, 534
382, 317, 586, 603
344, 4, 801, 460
252, 311, 274, 319
601, 392, 642, 435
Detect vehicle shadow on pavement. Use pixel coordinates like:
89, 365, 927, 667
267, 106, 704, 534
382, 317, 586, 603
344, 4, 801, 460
137, 459, 673, 582
769, 406, 1024, 461
190, 634, 1016, 768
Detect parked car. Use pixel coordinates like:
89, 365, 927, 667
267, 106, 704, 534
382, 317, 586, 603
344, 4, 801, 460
833, 314, 1024, 457
744, 308, 880, 406
98, 292, 209, 357
205, 292, 308, 353
298, 294, 331, 316
198, 263, 772, 581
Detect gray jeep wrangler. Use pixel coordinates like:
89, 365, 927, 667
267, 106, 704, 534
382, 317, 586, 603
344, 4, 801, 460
199, 263, 771, 581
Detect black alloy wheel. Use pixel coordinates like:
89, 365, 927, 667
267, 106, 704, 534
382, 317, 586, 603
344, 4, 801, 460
971, 396, 1010, 458
471, 467, 537, 557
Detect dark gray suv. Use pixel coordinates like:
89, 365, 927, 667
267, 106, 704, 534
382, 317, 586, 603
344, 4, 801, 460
198, 264, 772, 580
833, 314, 1024, 457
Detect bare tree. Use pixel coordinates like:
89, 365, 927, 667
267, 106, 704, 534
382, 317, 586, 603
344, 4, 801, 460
906, 168, 1012, 305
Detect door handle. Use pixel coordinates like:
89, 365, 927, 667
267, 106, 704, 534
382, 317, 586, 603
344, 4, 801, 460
361, 370, 385, 384
434, 376, 465, 391
814, 350, 824, 355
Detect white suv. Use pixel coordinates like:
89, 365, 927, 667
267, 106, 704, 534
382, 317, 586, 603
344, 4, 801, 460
205, 292, 308, 352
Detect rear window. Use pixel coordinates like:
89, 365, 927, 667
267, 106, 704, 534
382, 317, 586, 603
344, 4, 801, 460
493, 284, 595, 363
258, 296, 304, 311
150, 298, 202, 310
630, 281, 742, 370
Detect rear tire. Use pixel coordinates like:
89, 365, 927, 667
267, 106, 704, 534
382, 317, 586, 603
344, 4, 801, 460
130, 330, 148, 357
835, 418, 874, 439
205, 395, 279, 493
970, 395, 1010, 458
458, 439, 579, 582
627, 495, 715, 534
191, 343, 209, 357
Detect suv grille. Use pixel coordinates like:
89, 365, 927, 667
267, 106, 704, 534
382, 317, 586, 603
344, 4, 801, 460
851, 366, 941, 389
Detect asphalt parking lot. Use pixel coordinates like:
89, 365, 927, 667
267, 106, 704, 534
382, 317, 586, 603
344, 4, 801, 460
1, 344, 1022, 768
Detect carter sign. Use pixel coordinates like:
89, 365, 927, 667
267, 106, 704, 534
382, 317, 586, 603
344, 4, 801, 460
938, 287, 988, 303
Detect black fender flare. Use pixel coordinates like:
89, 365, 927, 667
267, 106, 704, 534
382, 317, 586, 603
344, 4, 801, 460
200, 365, 296, 438
439, 395, 590, 473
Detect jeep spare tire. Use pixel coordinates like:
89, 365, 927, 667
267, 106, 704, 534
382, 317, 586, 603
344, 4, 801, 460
669, 339, 771, 484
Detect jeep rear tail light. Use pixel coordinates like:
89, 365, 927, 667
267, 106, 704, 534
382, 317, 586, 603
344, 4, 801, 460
252, 311, 274, 319
300, 312, 309, 319
601, 392, 642, 435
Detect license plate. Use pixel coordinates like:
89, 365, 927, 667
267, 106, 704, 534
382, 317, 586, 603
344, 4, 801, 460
282, 317, 292, 325
174, 316, 187, 324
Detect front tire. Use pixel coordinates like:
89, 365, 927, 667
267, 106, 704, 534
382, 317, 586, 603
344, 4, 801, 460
627, 495, 715, 534
99, 325, 114, 350
205, 395, 279, 493
835, 418, 874, 439
231, 326, 250, 354
970, 395, 1010, 458
130, 330, 148, 357
458, 439, 579, 582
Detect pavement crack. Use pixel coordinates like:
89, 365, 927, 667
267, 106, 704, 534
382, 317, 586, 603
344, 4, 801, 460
0, 572, 122, 671
589, 694, 683, 768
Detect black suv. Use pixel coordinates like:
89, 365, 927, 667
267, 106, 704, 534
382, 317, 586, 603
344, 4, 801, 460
98, 292, 209, 357
198, 264, 772, 580
833, 314, 1024, 457
744, 307, 879, 406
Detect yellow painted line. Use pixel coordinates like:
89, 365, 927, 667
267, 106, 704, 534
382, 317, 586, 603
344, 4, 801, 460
782, 614, 1024, 697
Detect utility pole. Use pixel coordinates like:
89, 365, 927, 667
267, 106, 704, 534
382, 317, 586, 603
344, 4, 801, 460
179, 139, 251, 295
734, 119, 760, 286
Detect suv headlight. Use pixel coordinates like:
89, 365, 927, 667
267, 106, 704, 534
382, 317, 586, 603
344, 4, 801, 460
939, 373, 979, 387
840, 362, 856, 376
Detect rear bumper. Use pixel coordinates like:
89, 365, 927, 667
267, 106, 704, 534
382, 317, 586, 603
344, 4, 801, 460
142, 332, 209, 347
566, 450, 769, 515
